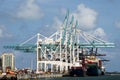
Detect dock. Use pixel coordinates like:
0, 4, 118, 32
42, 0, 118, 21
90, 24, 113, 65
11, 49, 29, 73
17, 74, 62, 79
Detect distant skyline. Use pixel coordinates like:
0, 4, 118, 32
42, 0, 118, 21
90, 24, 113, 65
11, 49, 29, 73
0, 0, 120, 72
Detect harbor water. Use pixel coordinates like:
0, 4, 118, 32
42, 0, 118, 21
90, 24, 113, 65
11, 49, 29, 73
19, 75, 120, 80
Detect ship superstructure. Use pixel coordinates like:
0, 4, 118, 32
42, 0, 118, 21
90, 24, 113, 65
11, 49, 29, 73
4, 11, 115, 76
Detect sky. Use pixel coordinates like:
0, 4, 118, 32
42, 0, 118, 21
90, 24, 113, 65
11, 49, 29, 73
0, 0, 120, 72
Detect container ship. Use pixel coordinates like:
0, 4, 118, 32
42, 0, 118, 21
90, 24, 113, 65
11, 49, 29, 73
69, 55, 105, 76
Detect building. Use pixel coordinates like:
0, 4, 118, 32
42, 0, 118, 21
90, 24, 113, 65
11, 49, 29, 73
1, 53, 15, 72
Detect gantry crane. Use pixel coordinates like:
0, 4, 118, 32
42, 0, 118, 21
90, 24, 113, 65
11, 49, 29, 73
3, 11, 115, 74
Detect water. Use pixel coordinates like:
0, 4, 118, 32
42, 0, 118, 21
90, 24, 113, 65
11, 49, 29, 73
39, 75, 120, 80
20, 75, 120, 80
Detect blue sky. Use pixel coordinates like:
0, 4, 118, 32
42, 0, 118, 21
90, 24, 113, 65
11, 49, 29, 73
0, 0, 120, 72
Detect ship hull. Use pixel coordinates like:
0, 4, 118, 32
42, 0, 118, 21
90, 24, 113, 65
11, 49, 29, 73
86, 66, 101, 76
69, 68, 85, 77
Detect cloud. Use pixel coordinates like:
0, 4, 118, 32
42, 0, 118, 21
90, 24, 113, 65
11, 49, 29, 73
50, 3, 98, 31
17, 0, 43, 20
70, 3, 106, 39
93, 28, 106, 38
115, 21, 120, 28
50, 4, 106, 40
71, 3, 98, 30
52, 17, 62, 30
0, 25, 12, 38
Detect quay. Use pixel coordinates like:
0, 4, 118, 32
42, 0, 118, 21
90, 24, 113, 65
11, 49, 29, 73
0, 73, 62, 80
17, 74, 62, 79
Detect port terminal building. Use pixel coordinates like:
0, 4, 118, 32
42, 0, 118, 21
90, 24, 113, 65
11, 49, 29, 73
1, 53, 15, 72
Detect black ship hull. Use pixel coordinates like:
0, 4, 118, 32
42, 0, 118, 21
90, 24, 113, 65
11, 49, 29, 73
69, 68, 85, 77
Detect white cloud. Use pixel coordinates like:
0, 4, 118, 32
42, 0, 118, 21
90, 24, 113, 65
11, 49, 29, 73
93, 28, 106, 39
0, 25, 12, 38
71, 3, 98, 30
52, 17, 62, 30
17, 0, 43, 20
50, 3, 98, 31
115, 21, 120, 28
50, 4, 106, 40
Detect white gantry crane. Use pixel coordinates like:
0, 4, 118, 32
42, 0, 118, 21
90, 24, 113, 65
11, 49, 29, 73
4, 11, 115, 74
